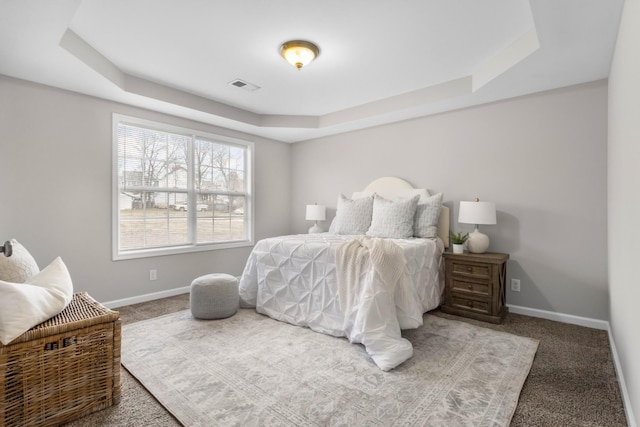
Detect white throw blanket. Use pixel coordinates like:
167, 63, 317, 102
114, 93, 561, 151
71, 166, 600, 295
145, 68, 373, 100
335, 236, 413, 371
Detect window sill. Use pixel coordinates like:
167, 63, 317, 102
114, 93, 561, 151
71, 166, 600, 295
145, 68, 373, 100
112, 240, 254, 261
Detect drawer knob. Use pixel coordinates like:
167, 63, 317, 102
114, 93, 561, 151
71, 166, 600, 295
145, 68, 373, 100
467, 267, 472, 272
467, 301, 473, 307
468, 284, 473, 290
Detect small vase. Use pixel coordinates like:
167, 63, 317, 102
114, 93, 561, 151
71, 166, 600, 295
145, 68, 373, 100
452, 244, 464, 254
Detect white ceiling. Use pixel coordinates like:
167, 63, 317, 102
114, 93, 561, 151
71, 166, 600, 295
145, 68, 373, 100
0, 0, 624, 143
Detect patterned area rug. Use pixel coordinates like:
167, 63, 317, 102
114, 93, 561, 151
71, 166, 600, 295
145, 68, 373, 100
121, 309, 538, 426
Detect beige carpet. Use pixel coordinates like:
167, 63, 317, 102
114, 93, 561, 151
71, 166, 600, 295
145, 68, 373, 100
121, 308, 538, 426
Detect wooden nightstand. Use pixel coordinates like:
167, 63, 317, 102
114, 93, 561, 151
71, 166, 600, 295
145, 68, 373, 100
441, 251, 509, 324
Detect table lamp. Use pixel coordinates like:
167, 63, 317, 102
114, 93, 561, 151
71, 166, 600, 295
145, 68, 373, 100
458, 198, 496, 253
306, 204, 326, 234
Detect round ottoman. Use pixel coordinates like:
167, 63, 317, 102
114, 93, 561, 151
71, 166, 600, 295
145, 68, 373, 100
189, 273, 239, 319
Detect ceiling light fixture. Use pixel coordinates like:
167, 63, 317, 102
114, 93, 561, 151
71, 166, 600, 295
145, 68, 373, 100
280, 40, 320, 70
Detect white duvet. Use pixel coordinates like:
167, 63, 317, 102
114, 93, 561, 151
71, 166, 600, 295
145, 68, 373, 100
239, 233, 444, 371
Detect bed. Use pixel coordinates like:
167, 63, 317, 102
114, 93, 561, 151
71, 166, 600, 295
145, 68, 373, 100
238, 177, 450, 371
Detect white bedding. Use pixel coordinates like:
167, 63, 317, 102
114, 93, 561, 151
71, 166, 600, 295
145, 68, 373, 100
238, 233, 445, 370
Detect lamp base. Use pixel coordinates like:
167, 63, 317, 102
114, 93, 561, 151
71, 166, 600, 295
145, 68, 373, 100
308, 223, 323, 234
467, 228, 490, 253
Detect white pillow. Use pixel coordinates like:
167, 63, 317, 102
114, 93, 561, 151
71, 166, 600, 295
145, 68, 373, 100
0, 239, 40, 283
333, 193, 374, 235
352, 188, 429, 202
367, 194, 420, 239
413, 193, 443, 238
0, 257, 73, 345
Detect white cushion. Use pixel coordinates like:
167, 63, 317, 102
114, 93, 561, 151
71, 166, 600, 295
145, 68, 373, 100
366, 194, 420, 239
352, 188, 429, 202
333, 194, 374, 235
413, 193, 443, 238
0, 239, 40, 283
0, 257, 73, 345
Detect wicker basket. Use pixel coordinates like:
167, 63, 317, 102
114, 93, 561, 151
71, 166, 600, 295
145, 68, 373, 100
0, 292, 121, 427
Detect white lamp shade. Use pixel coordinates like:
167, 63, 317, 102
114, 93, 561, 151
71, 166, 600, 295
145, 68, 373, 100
305, 204, 326, 221
458, 201, 496, 225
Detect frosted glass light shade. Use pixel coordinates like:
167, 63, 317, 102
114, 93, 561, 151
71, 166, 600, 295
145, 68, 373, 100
280, 40, 320, 69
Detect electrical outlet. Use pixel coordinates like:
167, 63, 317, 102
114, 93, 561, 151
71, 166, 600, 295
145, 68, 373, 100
511, 278, 521, 292
150, 269, 157, 281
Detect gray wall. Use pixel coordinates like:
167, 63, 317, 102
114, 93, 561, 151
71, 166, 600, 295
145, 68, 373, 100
609, 0, 640, 423
291, 80, 609, 320
0, 72, 611, 323
0, 75, 291, 303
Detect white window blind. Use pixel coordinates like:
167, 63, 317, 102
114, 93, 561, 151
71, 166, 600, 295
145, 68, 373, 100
112, 114, 253, 260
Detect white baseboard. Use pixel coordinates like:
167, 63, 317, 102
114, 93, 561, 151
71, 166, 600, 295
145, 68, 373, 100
102, 286, 190, 309
606, 324, 638, 427
507, 304, 609, 330
507, 304, 636, 427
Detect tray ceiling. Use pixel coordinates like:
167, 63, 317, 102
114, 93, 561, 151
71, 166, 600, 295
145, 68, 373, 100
0, 0, 624, 142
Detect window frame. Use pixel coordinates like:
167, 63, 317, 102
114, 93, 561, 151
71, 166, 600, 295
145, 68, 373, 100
112, 114, 254, 260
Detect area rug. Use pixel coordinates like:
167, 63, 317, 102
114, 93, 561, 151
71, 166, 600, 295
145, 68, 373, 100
121, 309, 538, 426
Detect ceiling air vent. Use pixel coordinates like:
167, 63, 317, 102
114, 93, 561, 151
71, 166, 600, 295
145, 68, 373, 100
228, 78, 260, 92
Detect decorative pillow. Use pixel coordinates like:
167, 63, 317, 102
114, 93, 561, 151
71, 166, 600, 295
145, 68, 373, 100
352, 188, 429, 203
328, 216, 337, 233
333, 194, 374, 235
366, 194, 420, 239
0, 239, 40, 283
0, 257, 73, 345
413, 193, 443, 238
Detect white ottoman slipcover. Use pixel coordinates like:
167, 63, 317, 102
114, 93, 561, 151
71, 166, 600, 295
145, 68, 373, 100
190, 273, 239, 319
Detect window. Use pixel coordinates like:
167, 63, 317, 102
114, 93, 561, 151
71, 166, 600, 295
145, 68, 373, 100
112, 114, 253, 260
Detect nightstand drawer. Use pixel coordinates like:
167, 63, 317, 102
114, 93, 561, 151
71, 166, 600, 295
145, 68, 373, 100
451, 279, 489, 296
451, 262, 490, 279
450, 294, 490, 315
